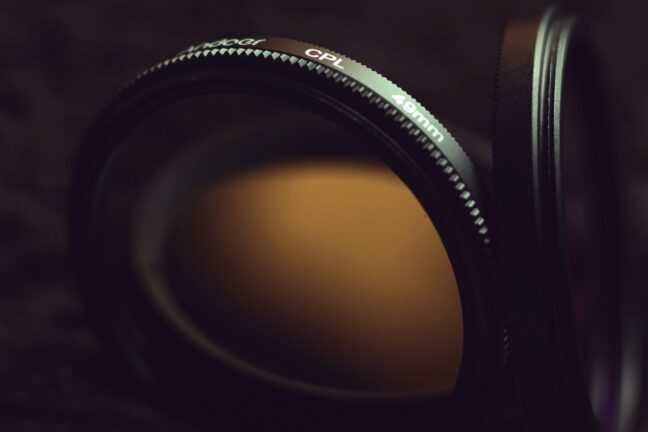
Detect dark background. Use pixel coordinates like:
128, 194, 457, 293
1, 0, 647, 430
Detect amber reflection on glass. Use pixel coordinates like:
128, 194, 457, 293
164, 159, 463, 395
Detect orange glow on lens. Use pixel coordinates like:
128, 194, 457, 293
163, 159, 463, 395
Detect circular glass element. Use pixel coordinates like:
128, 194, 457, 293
560, 40, 621, 428
164, 159, 462, 395
129, 93, 464, 399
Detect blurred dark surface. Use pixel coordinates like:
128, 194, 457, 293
0, 0, 647, 430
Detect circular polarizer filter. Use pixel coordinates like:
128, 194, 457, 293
494, 8, 642, 432
71, 38, 503, 430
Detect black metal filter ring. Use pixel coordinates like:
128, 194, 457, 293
494, 8, 640, 432
71, 37, 504, 430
